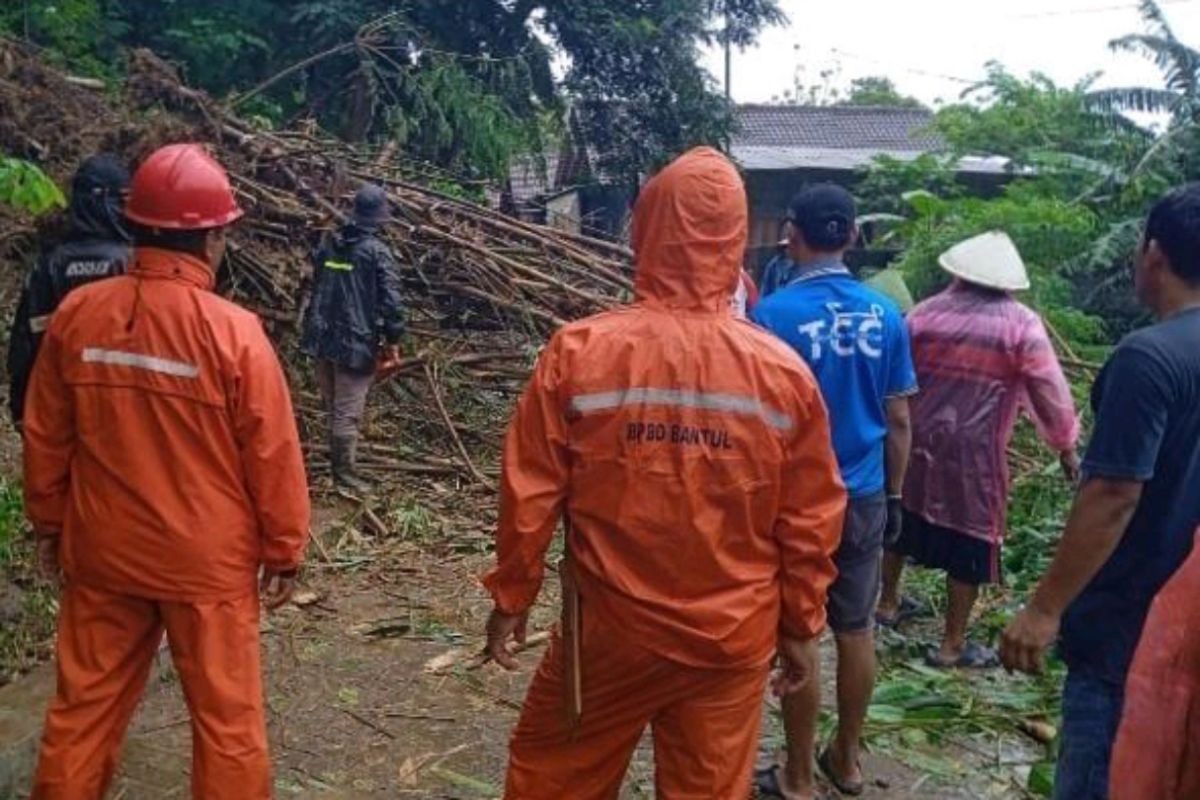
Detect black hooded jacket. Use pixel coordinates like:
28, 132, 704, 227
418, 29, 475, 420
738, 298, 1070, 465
301, 222, 405, 373
7, 189, 131, 423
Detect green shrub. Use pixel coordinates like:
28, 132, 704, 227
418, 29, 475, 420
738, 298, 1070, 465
0, 156, 67, 216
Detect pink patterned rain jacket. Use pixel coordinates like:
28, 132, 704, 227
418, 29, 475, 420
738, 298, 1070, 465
902, 281, 1079, 544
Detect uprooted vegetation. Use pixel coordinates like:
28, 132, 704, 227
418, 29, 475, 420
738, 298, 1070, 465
0, 36, 632, 682
0, 38, 632, 489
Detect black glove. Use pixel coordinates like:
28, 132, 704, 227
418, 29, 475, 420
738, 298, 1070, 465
885, 495, 904, 546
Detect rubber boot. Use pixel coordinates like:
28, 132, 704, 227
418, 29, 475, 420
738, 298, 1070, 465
331, 434, 371, 494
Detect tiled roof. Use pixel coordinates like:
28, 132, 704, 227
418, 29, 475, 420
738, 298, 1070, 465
734, 105, 943, 151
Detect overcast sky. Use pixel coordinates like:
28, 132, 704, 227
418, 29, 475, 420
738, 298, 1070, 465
703, 0, 1200, 110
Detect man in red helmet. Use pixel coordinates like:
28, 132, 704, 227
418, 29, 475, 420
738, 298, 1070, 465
23, 143, 310, 800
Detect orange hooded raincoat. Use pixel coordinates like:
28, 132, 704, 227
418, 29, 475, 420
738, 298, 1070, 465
482, 147, 845, 799
24, 247, 310, 799
1110, 528, 1200, 800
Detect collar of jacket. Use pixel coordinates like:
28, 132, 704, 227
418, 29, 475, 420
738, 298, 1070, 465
787, 259, 850, 286
129, 247, 215, 291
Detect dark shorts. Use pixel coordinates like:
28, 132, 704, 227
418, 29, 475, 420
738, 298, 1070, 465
885, 512, 1002, 586
827, 493, 887, 634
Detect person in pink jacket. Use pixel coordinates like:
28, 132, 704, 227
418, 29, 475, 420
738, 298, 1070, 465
878, 232, 1080, 668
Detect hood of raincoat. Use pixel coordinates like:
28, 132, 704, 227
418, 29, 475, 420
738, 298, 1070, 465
632, 147, 746, 312
334, 220, 375, 248
68, 154, 131, 243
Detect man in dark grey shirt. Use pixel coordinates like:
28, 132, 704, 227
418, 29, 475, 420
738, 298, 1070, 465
1002, 184, 1200, 800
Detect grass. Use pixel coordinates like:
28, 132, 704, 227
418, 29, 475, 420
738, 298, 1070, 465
0, 475, 58, 684
0, 474, 26, 563
835, 403, 1094, 796
389, 497, 440, 543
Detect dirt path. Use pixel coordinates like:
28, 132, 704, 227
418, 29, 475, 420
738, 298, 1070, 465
87, 500, 986, 800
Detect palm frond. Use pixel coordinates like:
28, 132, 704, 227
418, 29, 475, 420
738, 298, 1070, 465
1027, 150, 1124, 181
1129, 119, 1199, 179
1086, 86, 1180, 115
1067, 217, 1142, 278
1135, 0, 1177, 43
1109, 34, 1200, 98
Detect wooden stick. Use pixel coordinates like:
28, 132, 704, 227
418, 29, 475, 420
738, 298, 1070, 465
338, 707, 396, 740
422, 363, 493, 488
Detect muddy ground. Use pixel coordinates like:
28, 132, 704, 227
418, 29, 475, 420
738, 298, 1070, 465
0, 498, 1013, 800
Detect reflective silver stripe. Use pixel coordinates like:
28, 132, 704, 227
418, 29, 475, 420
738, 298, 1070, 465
82, 348, 200, 379
28, 315, 51, 334
569, 388, 793, 430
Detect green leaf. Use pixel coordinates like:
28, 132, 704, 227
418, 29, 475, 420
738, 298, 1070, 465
1028, 760, 1056, 797
0, 157, 66, 216
867, 704, 907, 724
428, 767, 497, 796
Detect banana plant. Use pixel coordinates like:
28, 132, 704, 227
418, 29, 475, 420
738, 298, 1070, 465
0, 156, 65, 216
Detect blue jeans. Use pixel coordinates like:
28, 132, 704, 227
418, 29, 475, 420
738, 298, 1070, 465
1055, 670, 1124, 800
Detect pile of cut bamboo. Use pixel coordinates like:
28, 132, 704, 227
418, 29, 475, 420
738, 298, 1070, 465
0, 40, 635, 493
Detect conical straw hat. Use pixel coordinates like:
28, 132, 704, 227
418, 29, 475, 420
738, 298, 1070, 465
938, 231, 1030, 291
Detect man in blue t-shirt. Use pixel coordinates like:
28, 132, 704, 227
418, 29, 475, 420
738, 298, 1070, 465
752, 185, 917, 800
1002, 185, 1200, 800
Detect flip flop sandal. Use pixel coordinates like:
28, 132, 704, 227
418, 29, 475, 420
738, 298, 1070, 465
923, 641, 1000, 670
754, 763, 831, 800
817, 748, 865, 797
875, 595, 929, 629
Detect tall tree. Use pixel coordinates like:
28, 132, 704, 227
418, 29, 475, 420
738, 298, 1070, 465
839, 76, 925, 109
2, 0, 785, 184
936, 65, 1142, 166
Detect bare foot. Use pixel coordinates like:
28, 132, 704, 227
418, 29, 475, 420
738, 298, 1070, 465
777, 764, 820, 800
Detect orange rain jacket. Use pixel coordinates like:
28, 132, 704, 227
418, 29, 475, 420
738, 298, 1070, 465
23, 247, 310, 600
1110, 528, 1200, 800
482, 147, 846, 670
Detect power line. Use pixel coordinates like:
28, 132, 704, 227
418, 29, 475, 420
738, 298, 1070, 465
829, 49, 977, 85
1009, 0, 1195, 20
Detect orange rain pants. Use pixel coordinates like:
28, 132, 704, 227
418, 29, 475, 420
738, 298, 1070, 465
32, 585, 268, 800
484, 146, 843, 798
1110, 529, 1200, 800
23, 246, 309, 799
505, 608, 768, 800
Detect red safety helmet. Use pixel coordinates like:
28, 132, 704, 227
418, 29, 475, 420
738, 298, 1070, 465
125, 143, 244, 230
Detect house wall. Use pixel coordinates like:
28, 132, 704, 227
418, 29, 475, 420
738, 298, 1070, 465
545, 191, 582, 234
742, 167, 1009, 270
744, 168, 849, 256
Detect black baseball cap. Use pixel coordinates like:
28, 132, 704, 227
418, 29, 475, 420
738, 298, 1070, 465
788, 183, 856, 250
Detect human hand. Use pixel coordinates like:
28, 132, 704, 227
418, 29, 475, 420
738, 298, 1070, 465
260, 568, 298, 610
376, 345, 403, 377
885, 496, 904, 545
772, 635, 819, 697
1060, 450, 1081, 485
485, 607, 529, 671
1000, 604, 1060, 675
